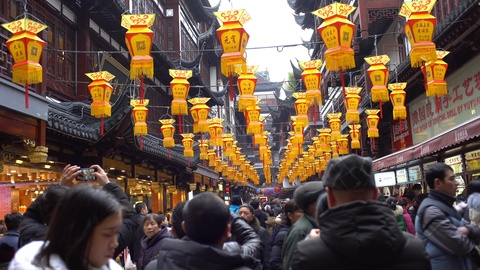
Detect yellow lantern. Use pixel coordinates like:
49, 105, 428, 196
188, 97, 211, 133
131, 99, 149, 150
365, 55, 390, 117
338, 134, 349, 155
2, 18, 47, 108
207, 118, 224, 146
331, 141, 339, 158
86, 71, 115, 135
237, 65, 258, 112
300, 60, 323, 105
222, 134, 235, 157
365, 110, 380, 138
214, 10, 251, 77
245, 102, 262, 135
327, 113, 342, 141
399, 0, 437, 68
182, 133, 195, 167
159, 119, 176, 148
292, 93, 310, 128
318, 128, 332, 152
312, 137, 323, 157
312, 2, 356, 71
170, 69, 192, 115
199, 140, 209, 160
388, 83, 407, 121
208, 149, 216, 167
349, 124, 361, 149
291, 119, 304, 146
422, 51, 450, 97
344, 87, 362, 124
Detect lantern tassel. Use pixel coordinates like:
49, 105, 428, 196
371, 138, 375, 151
140, 134, 143, 150
229, 74, 234, 101
168, 148, 171, 159
340, 69, 346, 96
314, 105, 317, 125
140, 77, 144, 104
435, 96, 441, 113
25, 82, 29, 109
101, 117, 104, 136
380, 101, 383, 118
178, 115, 183, 133
188, 157, 190, 167
400, 120, 403, 134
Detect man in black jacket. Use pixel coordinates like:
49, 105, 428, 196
291, 154, 431, 270
146, 192, 260, 270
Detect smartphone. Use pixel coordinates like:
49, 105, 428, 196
76, 168, 96, 181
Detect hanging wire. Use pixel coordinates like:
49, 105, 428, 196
374, 34, 378, 56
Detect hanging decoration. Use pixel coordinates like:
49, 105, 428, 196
245, 101, 262, 135
199, 140, 209, 160
237, 65, 258, 112
337, 134, 350, 155
170, 69, 192, 115
421, 50, 450, 112
160, 119, 175, 158
131, 99, 149, 150
364, 55, 390, 118
208, 149, 216, 167
214, 9, 251, 100
399, 0, 437, 68
300, 59, 323, 124
121, 14, 155, 101
318, 128, 332, 153
313, 2, 356, 95
207, 118, 224, 147
327, 113, 342, 141
188, 97, 211, 133
365, 109, 380, 151
181, 133, 195, 167
388, 82, 407, 131
292, 93, 310, 128
222, 134, 235, 157
331, 141, 339, 158
344, 87, 362, 124
349, 124, 361, 150
2, 18, 47, 108
86, 71, 115, 136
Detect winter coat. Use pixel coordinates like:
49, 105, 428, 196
291, 200, 431, 270
468, 193, 480, 225
416, 190, 480, 270
281, 214, 318, 270
269, 225, 289, 270
393, 205, 406, 231
144, 237, 259, 270
225, 216, 263, 261
8, 241, 123, 270
128, 213, 146, 264
248, 217, 271, 270
403, 208, 416, 235
136, 227, 171, 270
254, 209, 268, 228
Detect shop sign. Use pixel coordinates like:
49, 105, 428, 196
375, 171, 396, 187
466, 150, 480, 171
396, 168, 407, 184
408, 165, 422, 182
194, 173, 203, 183
444, 155, 463, 174
392, 117, 413, 151
409, 54, 480, 144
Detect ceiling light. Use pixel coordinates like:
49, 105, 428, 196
10, 170, 16, 173
110, 167, 115, 170
15, 159, 23, 164
44, 165, 51, 169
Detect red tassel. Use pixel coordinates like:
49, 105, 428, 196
25, 82, 29, 108
400, 120, 403, 133
101, 117, 104, 136
340, 69, 346, 96
188, 157, 190, 167
229, 74, 234, 101
140, 77, 144, 104
140, 134, 143, 150
168, 148, 171, 159
435, 96, 441, 113
178, 115, 183, 134
380, 101, 383, 118
314, 105, 317, 125
371, 138, 375, 151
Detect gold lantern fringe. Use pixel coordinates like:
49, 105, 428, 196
200, 153, 208, 160
410, 44, 437, 68
426, 83, 447, 97
171, 100, 188, 115
324, 47, 356, 71
346, 112, 359, 124
184, 149, 194, 157
371, 87, 390, 102
91, 102, 112, 118
238, 96, 256, 112
12, 64, 43, 84
221, 53, 246, 77
393, 108, 407, 120
130, 56, 154, 79
193, 121, 209, 133
134, 123, 148, 136
163, 138, 174, 148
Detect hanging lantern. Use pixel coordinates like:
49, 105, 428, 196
188, 97, 211, 133
349, 124, 361, 149
214, 10, 251, 77
344, 87, 362, 124
338, 134, 349, 155
399, 0, 437, 68
388, 83, 407, 121
312, 137, 323, 157
327, 113, 342, 141
292, 93, 310, 128
159, 119, 175, 148
331, 141, 339, 158
237, 65, 258, 112
207, 118, 224, 146
182, 133, 195, 167
245, 103, 262, 135
318, 128, 332, 152
300, 59, 323, 105
121, 14, 155, 101
131, 99, 149, 150
312, 2, 356, 71
199, 140, 209, 160
291, 120, 304, 146
365, 110, 380, 138
208, 149, 216, 167
2, 18, 47, 108
222, 134, 235, 157
170, 69, 192, 115
365, 55, 390, 117
86, 71, 115, 135
421, 50, 449, 97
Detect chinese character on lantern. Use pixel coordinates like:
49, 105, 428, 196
170, 69, 192, 115
399, 0, 437, 68
86, 71, 115, 135
365, 55, 390, 118
300, 59, 323, 105
2, 18, 47, 108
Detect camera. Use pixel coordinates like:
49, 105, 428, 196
76, 168, 96, 181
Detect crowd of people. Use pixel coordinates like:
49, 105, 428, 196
1, 155, 480, 269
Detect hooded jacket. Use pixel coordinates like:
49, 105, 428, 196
291, 200, 431, 270
136, 227, 171, 270
145, 237, 258, 270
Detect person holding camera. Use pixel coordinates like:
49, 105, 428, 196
19, 164, 137, 259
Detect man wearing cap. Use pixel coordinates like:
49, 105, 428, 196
282, 181, 324, 270
416, 163, 480, 270
291, 154, 430, 270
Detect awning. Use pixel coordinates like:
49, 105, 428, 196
194, 165, 218, 180
373, 116, 480, 171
